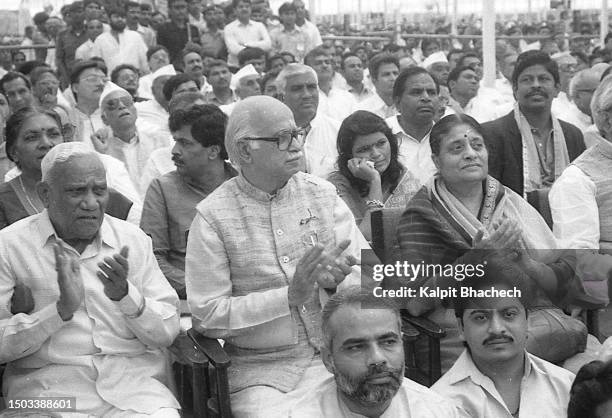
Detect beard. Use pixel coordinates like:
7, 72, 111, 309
110, 20, 126, 31
332, 362, 403, 405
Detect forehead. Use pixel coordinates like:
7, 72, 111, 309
329, 306, 399, 345
21, 113, 60, 132
378, 62, 399, 72
286, 72, 316, 86
240, 75, 261, 83
244, 104, 294, 135
52, 155, 106, 183
518, 64, 554, 78
442, 123, 483, 141
431, 62, 450, 70
353, 131, 387, 147
463, 296, 524, 317
103, 90, 131, 104
458, 69, 477, 78
117, 68, 136, 77
80, 67, 104, 78
184, 52, 201, 61
403, 73, 435, 89
343, 56, 361, 66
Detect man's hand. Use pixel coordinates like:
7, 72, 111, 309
90, 127, 111, 153
97, 246, 130, 301
55, 239, 83, 321
288, 245, 327, 308
314, 240, 357, 289
11, 282, 34, 315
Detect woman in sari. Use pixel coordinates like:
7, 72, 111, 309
328, 110, 421, 240
396, 113, 593, 373
0, 107, 137, 229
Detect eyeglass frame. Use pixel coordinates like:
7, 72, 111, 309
241, 128, 306, 151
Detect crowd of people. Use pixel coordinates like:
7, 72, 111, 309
2, 0, 612, 416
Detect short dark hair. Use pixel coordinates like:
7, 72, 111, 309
232, 0, 251, 8
16, 60, 47, 76
322, 286, 401, 350
451, 254, 533, 320
512, 50, 560, 89
340, 52, 360, 70
84, 0, 102, 7
70, 60, 107, 85
266, 54, 285, 70
162, 73, 201, 101
605, 32, 612, 44
0, 72, 32, 96
181, 45, 203, 62
5, 107, 62, 164
392, 67, 439, 101
140, 3, 152, 11
126, 1, 140, 11
278, 2, 296, 14
238, 47, 265, 67
447, 48, 464, 62
368, 53, 399, 81
456, 51, 481, 68
421, 38, 440, 54
568, 360, 612, 418
33, 12, 49, 25
304, 46, 329, 67
147, 45, 170, 62
336, 110, 403, 198
30, 66, 58, 86
168, 104, 229, 159
429, 113, 485, 156
111, 64, 139, 83
447, 65, 475, 87
108, 7, 127, 17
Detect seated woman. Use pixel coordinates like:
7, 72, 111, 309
395, 113, 595, 374
0, 107, 138, 229
568, 359, 612, 418
327, 110, 421, 240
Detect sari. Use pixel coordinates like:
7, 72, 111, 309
397, 175, 587, 372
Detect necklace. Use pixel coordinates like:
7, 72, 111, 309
19, 176, 41, 213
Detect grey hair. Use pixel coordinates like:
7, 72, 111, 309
275, 63, 318, 95
569, 69, 594, 100
41, 142, 102, 182
321, 286, 401, 350
591, 74, 612, 133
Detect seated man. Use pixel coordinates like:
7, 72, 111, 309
432, 256, 575, 417
140, 105, 237, 299
186, 96, 371, 417
0, 142, 180, 416
290, 286, 459, 417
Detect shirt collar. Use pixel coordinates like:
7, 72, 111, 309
36, 209, 119, 251
236, 173, 294, 203
387, 115, 433, 141
445, 349, 538, 386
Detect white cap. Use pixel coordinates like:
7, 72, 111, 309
151, 64, 176, 81
99, 81, 130, 108
41, 142, 101, 182
421, 51, 448, 69
551, 51, 577, 65
230, 64, 259, 90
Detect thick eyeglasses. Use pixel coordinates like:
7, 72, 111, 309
81, 75, 108, 84
105, 96, 134, 111
243, 129, 306, 151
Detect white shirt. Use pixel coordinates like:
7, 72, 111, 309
223, 19, 271, 68
553, 95, 592, 133
290, 376, 460, 418
584, 124, 605, 149
91, 29, 148, 74
0, 211, 180, 415
353, 92, 398, 119
135, 99, 170, 140
73, 107, 104, 149
444, 95, 498, 124
4, 154, 143, 226
303, 114, 340, 179
317, 88, 357, 122
385, 115, 437, 185
75, 39, 95, 61
432, 350, 574, 418
296, 19, 322, 48
140, 145, 175, 195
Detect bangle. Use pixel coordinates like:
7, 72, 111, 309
366, 199, 384, 209
125, 296, 146, 319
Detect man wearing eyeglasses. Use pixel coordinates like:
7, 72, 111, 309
69, 60, 107, 147
186, 95, 372, 418
94, 84, 169, 198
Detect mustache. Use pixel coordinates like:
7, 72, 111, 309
526, 89, 548, 98
483, 334, 514, 345
172, 156, 184, 164
364, 363, 403, 383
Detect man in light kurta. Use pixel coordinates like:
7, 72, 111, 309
185, 96, 371, 417
0, 142, 180, 416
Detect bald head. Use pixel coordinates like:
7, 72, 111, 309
570, 69, 600, 116
225, 96, 295, 166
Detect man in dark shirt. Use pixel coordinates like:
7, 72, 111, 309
157, 0, 201, 68
56, 1, 88, 88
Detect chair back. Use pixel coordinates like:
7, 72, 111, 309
527, 188, 552, 229
371, 207, 405, 263
105, 188, 133, 221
